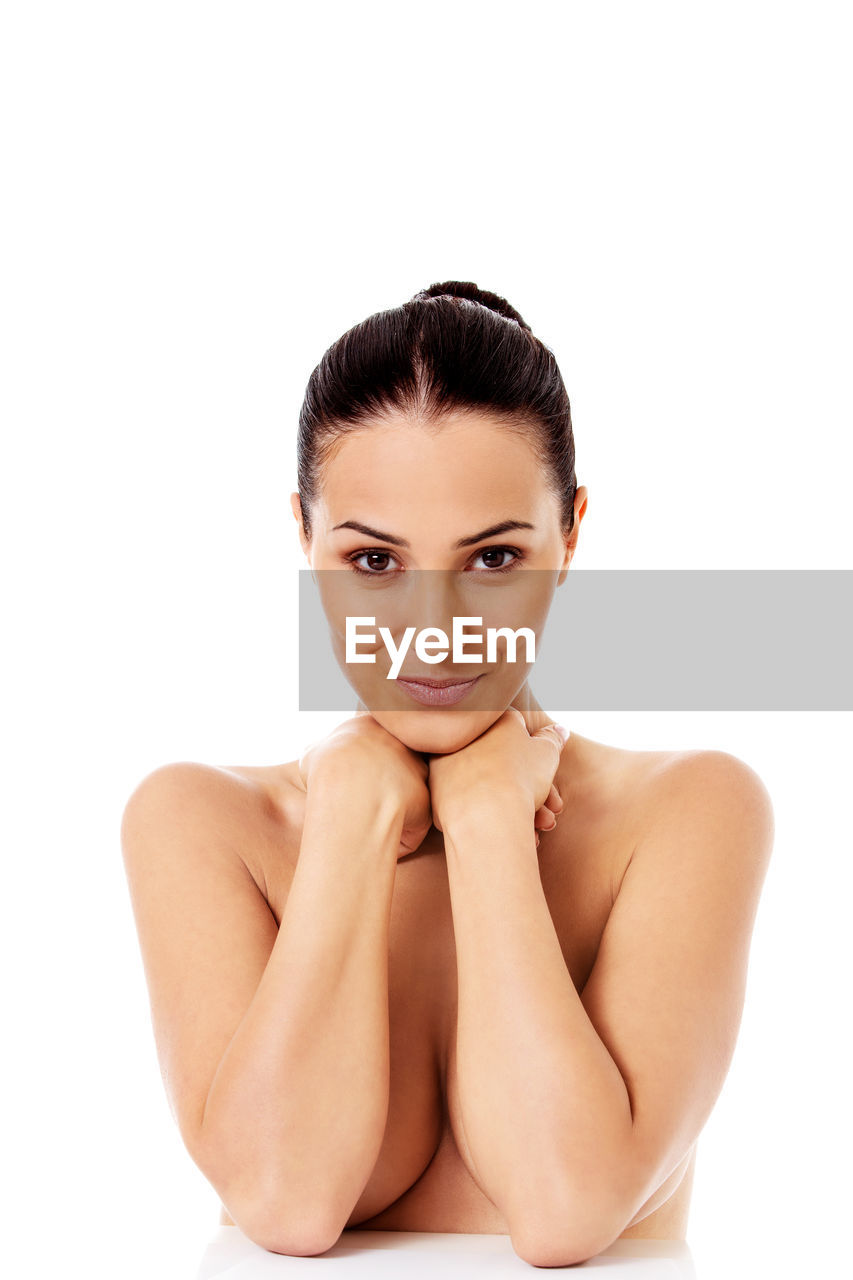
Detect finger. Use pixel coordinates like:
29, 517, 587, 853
536, 783, 565, 826
534, 804, 557, 831
535, 723, 569, 750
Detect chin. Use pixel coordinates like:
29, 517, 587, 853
366, 707, 500, 755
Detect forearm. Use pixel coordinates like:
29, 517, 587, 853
198, 776, 402, 1233
442, 797, 633, 1242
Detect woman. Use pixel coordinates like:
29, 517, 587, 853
121, 281, 774, 1268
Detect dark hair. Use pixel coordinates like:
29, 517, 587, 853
296, 280, 577, 540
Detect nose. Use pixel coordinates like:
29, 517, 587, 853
408, 568, 459, 632
381, 570, 482, 679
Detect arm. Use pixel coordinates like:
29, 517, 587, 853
120, 760, 404, 1256
439, 750, 774, 1267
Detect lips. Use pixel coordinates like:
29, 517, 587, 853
396, 674, 482, 706
396, 675, 480, 687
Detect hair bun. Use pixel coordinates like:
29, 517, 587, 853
411, 280, 531, 331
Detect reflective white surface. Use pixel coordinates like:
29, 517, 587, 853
196, 1226, 698, 1277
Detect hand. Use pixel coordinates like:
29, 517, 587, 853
295, 712, 434, 859
426, 708, 567, 846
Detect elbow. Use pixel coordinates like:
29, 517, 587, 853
194, 1149, 344, 1256
190, 1124, 346, 1256
509, 1187, 627, 1269
231, 1197, 344, 1257
512, 1219, 622, 1269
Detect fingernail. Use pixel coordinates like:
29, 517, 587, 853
555, 724, 569, 743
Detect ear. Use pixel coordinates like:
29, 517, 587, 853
557, 484, 588, 586
290, 491, 311, 561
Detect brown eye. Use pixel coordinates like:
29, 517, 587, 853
470, 546, 523, 572
349, 550, 399, 575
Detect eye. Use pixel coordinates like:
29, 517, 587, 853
347, 549, 401, 576
468, 545, 524, 573
346, 545, 525, 576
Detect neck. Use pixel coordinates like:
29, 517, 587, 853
508, 683, 556, 736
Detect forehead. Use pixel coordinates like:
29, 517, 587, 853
318, 411, 547, 516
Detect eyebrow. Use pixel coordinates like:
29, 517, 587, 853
331, 519, 536, 550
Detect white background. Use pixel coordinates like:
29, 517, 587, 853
2, 3, 850, 1278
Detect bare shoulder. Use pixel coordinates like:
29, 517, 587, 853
121, 760, 275, 839
630, 743, 775, 853
120, 759, 304, 890
559, 732, 774, 868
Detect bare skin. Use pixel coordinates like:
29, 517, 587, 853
121, 409, 773, 1263
209, 726, 704, 1240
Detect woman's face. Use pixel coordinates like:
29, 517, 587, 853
291, 410, 587, 754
